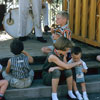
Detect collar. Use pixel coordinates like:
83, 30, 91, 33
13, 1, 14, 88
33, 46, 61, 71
54, 49, 60, 57
61, 24, 68, 29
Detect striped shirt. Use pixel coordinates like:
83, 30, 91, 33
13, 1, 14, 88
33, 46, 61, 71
55, 24, 72, 40
10, 54, 31, 79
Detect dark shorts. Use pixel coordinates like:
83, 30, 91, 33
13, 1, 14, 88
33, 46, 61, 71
42, 69, 72, 86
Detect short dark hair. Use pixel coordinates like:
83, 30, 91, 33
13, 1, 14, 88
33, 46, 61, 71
53, 36, 74, 51
10, 39, 24, 55
71, 46, 82, 55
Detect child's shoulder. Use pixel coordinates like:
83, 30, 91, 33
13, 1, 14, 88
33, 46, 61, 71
81, 59, 88, 69
80, 59, 86, 64
67, 58, 73, 63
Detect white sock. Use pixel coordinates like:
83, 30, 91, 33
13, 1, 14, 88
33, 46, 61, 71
68, 90, 76, 99
83, 91, 89, 100
75, 91, 83, 100
52, 93, 58, 100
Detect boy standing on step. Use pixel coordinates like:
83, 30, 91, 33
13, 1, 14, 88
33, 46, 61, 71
0, 64, 8, 100
2, 39, 34, 88
68, 46, 89, 100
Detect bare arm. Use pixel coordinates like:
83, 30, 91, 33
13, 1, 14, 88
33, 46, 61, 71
48, 55, 82, 69
82, 69, 87, 73
6, 59, 11, 74
48, 66, 64, 73
22, 50, 34, 63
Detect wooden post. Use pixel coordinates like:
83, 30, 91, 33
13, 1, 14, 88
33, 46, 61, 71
96, 0, 100, 43
69, 0, 74, 32
81, 0, 88, 38
62, 0, 67, 11
88, 0, 96, 40
75, 0, 81, 35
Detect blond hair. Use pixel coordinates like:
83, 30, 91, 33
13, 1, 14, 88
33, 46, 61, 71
53, 36, 74, 51
57, 11, 69, 20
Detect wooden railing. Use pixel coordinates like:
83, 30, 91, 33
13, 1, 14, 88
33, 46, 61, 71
63, 0, 100, 47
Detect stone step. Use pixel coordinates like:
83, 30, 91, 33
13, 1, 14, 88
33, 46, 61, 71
0, 52, 99, 67
5, 75, 100, 100
2, 61, 100, 79
4, 93, 100, 100
33, 61, 100, 78
1, 58, 100, 71
31, 61, 100, 72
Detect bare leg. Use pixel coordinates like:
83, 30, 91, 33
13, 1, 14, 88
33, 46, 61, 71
66, 76, 76, 99
0, 80, 8, 95
81, 82, 89, 100
81, 82, 86, 92
73, 80, 78, 91
66, 76, 73, 90
52, 78, 59, 100
41, 47, 52, 54
52, 78, 59, 93
73, 80, 83, 99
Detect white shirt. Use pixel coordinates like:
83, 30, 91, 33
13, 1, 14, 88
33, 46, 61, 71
68, 58, 88, 69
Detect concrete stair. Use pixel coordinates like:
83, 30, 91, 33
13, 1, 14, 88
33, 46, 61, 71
1, 51, 100, 100
0, 37, 100, 100
5, 75, 100, 100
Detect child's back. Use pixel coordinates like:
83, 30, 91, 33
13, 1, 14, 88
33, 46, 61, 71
2, 39, 34, 88
10, 53, 31, 79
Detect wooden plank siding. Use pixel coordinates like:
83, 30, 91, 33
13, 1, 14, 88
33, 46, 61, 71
81, 0, 88, 38
63, 0, 100, 47
96, 0, 100, 43
69, 0, 74, 32
88, 0, 96, 41
62, 0, 67, 11
74, 0, 81, 36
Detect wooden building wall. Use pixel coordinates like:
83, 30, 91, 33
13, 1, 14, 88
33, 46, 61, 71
63, 0, 100, 47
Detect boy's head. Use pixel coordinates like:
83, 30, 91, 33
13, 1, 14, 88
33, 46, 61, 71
71, 46, 82, 62
10, 39, 24, 55
56, 11, 69, 27
54, 36, 74, 51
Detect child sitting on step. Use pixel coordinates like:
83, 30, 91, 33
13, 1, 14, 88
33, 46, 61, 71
68, 46, 89, 100
2, 39, 34, 88
42, 37, 83, 100
41, 11, 72, 54
0, 64, 8, 100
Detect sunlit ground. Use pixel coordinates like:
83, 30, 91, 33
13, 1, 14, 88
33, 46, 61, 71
0, 31, 13, 41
